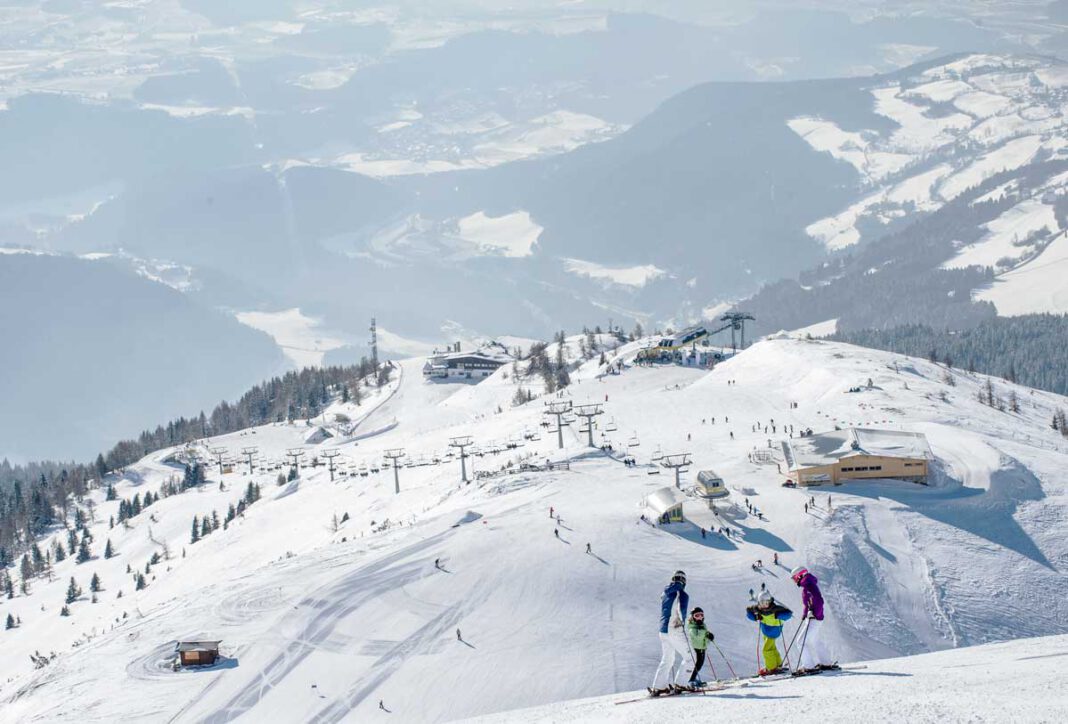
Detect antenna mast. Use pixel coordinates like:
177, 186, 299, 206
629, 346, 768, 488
370, 316, 379, 373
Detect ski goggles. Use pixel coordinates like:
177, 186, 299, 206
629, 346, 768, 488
692, 612, 704, 620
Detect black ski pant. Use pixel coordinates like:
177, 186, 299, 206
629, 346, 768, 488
688, 649, 706, 681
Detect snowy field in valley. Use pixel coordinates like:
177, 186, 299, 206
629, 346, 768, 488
561, 258, 668, 287
234, 308, 351, 369
2, 336, 1067, 722
975, 231, 1068, 315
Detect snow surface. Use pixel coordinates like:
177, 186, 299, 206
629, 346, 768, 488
786, 117, 911, 182
975, 231, 1068, 315
468, 634, 1068, 723
942, 198, 1059, 270
335, 111, 623, 178
786, 318, 839, 338
234, 308, 349, 368
3, 338, 1067, 722
455, 211, 543, 258
561, 258, 667, 287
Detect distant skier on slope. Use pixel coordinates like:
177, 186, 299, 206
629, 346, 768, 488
746, 590, 792, 675
791, 566, 835, 671
650, 571, 690, 694
686, 607, 714, 686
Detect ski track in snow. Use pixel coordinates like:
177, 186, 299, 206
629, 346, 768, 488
200, 533, 449, 722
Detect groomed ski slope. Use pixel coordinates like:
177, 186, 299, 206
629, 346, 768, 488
466, 633, 1068, 723
2, 336, 1067, 722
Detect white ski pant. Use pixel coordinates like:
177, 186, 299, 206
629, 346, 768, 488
652, 630, 691, 688
799, 618, 831, 669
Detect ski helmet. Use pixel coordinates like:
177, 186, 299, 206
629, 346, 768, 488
692, 607, 704, 615
791, 566, 808, 584
757, 590, 772, 605
672, 570, 686, 586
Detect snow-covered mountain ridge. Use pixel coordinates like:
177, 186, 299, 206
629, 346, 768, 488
2, 335, 1066, 722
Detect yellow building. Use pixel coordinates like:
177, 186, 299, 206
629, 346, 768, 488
780, 428, 931, 486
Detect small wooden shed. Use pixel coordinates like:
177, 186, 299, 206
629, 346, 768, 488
176, 640, 222, 667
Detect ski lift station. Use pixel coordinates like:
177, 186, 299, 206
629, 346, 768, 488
642, 486, 686, 524
780, 428, 932, 486
637, 314, 755, 367
695, 470, 730, 504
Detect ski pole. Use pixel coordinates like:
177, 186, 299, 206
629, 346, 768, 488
782, 618, 806, 670
755, 623, 762, 672
795, 617, 813, 671
711, 640, 738, 679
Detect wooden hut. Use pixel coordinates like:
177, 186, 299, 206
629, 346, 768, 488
176, 640, 222, 667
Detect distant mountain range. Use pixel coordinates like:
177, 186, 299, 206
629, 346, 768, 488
0, 253, 284, 461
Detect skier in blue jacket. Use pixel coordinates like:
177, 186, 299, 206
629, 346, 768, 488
650, 570, 691, 692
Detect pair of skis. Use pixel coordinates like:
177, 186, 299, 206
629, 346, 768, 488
619, 663, 848, 705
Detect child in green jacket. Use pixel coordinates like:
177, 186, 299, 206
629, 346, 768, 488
686, 607, 714, 685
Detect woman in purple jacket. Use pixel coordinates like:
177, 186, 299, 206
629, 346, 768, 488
791, 566, 836, 670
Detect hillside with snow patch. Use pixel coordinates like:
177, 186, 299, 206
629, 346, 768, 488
2, 336, 1066, 722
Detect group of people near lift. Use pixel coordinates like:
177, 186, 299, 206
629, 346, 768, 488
652, 566, 834, 693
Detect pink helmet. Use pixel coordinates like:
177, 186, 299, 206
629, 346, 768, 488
790, 566, 808, 584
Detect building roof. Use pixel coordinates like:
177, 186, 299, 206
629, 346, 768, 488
643, 486, 686, 516
176, 641, 222, 652
425, 349, 511, 367
781, 428, 932, 471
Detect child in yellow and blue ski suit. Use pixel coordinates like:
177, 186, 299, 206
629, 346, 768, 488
746, 590, 793, 674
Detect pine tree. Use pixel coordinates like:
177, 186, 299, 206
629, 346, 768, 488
135, 573, 146, 591
190, 516, 200, 544
104, 539, 114, 559
5, 613, 14, 629
90, 573, 101, 592
65, 577, 81, 604
105, 483, 117, 501
60, 605, 70, 617
77, 536, 91, 564
54, 541, 66, 563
